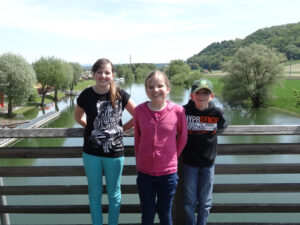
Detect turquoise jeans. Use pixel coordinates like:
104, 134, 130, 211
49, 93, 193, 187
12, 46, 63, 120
83, 152, 124, 225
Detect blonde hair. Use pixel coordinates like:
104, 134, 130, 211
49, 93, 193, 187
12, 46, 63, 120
144, 70, 170, 90
92, 58, 120, 109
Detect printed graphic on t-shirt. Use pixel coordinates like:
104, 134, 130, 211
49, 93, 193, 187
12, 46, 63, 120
186, 115, 218, 134
89, 100, 123, 153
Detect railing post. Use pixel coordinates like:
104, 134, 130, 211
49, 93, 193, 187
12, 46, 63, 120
0, 177, 10, 225
173, 156, 184, 225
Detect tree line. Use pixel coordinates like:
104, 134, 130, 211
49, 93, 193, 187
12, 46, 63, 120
0, 42, 289, 117
0, 53, 82, 117
187, 22, 300, 70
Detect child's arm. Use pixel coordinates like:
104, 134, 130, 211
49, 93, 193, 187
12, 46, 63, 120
176, 107, 188, 157
74, 105, 86, 128
133, 108, 140, 161
123, 98, 136, 131
218, 110, 228, 130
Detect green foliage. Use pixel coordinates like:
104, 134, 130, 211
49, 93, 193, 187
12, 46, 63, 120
187, 22, 300, 70
33, 56, 55, 93
115, 63, 156, 80
170, 73, 188, 85
0, 52, 36, 117
165, 59, 191, 78
60, 61, 73, 90
221, 43, 285, 108
28, 87, 39, 101
187, 39, 242, 70
69, 62, 83, 91
132, 63, 156, 79
33, 56, 74, 103
184, 70, 203, 88
115, 64, 135, 80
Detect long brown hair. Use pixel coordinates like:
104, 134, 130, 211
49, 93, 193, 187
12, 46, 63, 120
91, 58, 120, 109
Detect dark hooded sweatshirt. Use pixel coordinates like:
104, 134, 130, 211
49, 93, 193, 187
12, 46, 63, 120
182, 100, 228, 167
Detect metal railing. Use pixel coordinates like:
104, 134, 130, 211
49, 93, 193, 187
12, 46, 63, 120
0, 125, 300, 225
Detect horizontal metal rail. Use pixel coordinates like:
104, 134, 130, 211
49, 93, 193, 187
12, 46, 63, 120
0, 125, 299, 138
1, 203, 300, 214
1, 183, 300, 195
0, 143, 300, 158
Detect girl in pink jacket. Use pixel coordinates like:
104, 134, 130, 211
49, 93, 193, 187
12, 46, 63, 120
134, 71, 187, 225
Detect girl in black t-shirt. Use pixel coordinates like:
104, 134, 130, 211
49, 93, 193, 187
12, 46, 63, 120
75, 58, 135, 225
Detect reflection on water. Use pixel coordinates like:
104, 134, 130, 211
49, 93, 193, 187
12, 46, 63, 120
2, 81, 300, 224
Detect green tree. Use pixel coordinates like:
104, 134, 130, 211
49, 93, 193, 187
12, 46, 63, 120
115, 65, 135, 80
221, 43, 285, 108
33, 57, 56, 106
165, 59, 191, 78
33, 57, 73, 104
184, 70, 203, 88
133, 63, 156, 79
0, 52, 36, 117
53, 60, 73, 100
69, 62, 83, 94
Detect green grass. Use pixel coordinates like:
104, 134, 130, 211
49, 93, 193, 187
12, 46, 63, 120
13, 106, 37, 115
270, 80, 300, 115
73, 80, 95, 90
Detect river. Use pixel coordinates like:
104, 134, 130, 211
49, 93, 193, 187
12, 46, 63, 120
2, 80, 300, 224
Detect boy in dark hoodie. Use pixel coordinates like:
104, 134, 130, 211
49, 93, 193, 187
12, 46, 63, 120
182, 78, 228, 225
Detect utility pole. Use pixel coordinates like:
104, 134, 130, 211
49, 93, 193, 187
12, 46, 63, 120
129, 54, 132, 72
289, 53, 292, 80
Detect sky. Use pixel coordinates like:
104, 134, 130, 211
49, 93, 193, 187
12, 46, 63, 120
0, 0, 300, 65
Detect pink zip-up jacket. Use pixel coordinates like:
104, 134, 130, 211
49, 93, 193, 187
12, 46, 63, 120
134, 101, 188, 176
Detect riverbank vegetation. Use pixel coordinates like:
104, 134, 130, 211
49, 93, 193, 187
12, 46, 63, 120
0, 53, 82, 118
221, 43, 285, 108
207, 77, 300, 116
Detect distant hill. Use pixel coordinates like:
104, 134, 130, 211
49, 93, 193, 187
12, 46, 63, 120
187, 22, 300, 70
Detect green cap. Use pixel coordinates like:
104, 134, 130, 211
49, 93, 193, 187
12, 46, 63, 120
191, 78, 213, 93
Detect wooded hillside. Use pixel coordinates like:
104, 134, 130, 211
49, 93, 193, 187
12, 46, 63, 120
187, 22, 300, 70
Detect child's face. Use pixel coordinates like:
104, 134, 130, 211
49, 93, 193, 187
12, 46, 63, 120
190, 88, 214, 111
93, 63, 113, 89
146, 75, 170, 105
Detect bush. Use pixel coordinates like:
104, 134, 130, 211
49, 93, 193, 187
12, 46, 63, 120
28, 87, 39, 101
170, 73, 188, 85
184, 70, 203, 88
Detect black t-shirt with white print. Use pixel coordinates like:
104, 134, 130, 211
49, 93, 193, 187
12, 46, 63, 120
77, 87, 130, 157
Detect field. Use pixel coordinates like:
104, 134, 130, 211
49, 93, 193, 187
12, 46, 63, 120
284, 62, 300, 76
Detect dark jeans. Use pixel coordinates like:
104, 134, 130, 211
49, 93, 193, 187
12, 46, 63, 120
137, 172, 178, 225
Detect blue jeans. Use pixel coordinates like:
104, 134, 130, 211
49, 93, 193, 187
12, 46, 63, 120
83, 152, 124, 225
182, 164, 215, 225
137, 172, 178, 225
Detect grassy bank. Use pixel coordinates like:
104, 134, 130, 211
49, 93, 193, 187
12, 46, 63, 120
204, 76, 300, 116
9, 92, 66, 117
